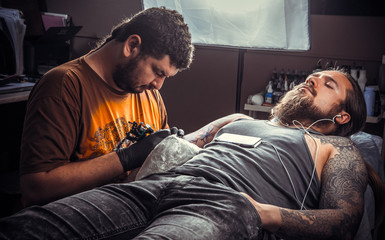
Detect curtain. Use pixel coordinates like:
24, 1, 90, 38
142, 0, 309, 51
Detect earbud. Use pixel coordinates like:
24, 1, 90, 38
331, 114, 343, 124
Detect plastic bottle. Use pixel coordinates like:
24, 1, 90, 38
364, 86, 375, 116
265, 81, 273, 105
350, 68, 358, 81
379, 55, 385, 93
284, 75, 289, 93
271, 68, 278, 90
373, 85, 381, 116
358, 69, 367, 93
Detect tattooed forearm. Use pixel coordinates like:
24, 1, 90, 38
185, 124, 217, 146
275, 136, 367, 240
276, 208, 355, 240
183, 113, 253, 147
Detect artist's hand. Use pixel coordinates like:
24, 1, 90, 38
116, 129, 171, 171
170, 126, 184, 137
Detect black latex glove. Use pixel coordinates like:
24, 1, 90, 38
170, 126, 184, 137
116, 129, 171, 171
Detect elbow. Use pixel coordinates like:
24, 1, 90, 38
20, 173, 53, 206
229, 113, 253, 120
21, 190, 41, 207
338, 209, 364, 240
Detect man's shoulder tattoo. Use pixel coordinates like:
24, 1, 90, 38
315, 135, 354, 147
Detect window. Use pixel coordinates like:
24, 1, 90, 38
142, 0, 310, 51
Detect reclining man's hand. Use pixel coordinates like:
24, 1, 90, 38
116, 129, 171, 171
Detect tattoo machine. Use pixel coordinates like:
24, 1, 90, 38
115, 121, 154, 150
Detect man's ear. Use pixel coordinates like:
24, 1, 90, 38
123, 35, 142, 57
335, 110, 351, 125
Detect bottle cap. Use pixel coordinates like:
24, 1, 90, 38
365, 86, 376, 91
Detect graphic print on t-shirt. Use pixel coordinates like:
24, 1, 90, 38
88, 117, 131, 159
79, 92, 164, 161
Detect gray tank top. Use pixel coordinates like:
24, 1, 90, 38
172, 119, 321, 210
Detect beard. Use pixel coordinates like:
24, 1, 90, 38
272, 83, 340, 129
112, 55, 141, 93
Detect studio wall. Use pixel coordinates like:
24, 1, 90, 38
45, 0, 385, 133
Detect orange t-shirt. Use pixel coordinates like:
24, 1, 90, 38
20, 56, 168, 175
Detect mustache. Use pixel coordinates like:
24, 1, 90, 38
296, 83, 316, 96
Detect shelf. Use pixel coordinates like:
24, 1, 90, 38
0, 91, 31, 104
366, 112, 385, 124
244, 104, 272, 113
0, 82, 35, 105
244, 104, 384, 123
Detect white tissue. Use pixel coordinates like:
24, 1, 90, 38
135, 135, 201, 180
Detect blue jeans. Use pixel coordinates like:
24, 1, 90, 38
0, 173, 262, 239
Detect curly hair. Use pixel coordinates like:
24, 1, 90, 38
97, 7, 194, 70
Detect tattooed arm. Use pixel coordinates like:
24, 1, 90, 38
183, 113, 253, 148
243, 136, 368, 240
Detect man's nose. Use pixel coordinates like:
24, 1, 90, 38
305, 76, 318, 88
151, 77, 165, 90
